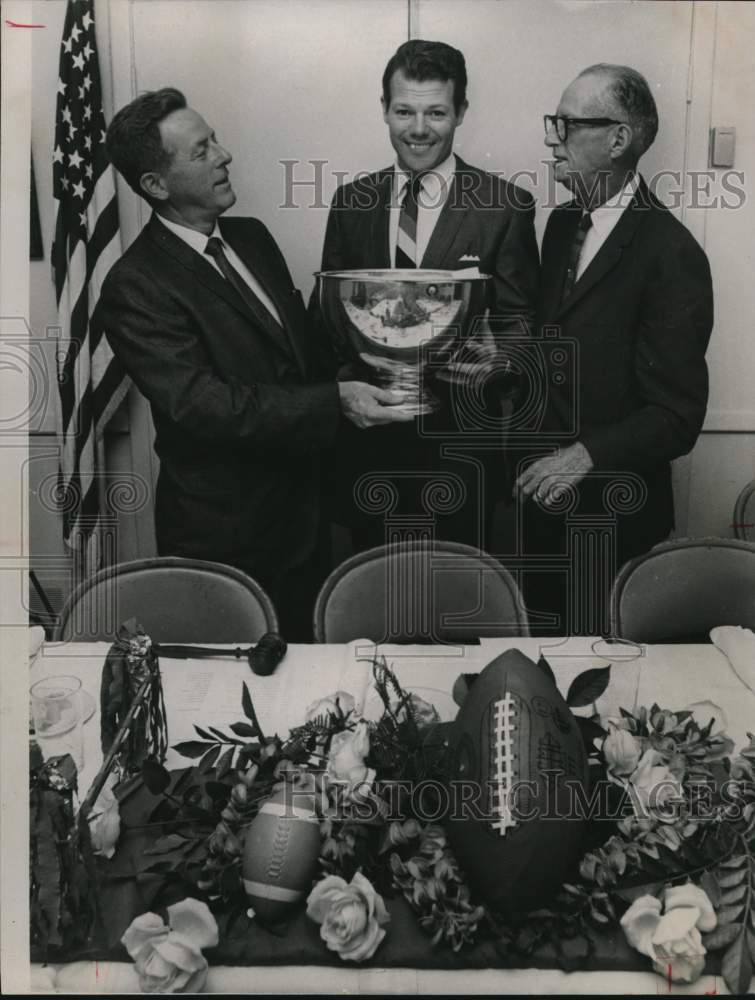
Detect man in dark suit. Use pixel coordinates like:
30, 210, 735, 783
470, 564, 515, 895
98, 88, 411, 639
317, 40, 539, 554
515, 64, 713, 635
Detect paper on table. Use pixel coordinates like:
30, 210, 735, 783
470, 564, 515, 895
159, 642, 377, 769
710, 625, 755, 692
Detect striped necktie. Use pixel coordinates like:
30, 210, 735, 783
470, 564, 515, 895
561, 212, 592, 302
395, 173, 425, 269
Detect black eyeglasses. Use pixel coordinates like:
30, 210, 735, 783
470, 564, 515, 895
544, 115, 625, 142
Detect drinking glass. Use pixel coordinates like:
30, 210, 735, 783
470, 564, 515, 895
30, 675, 84, 773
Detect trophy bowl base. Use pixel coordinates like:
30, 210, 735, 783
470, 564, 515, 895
360, 353, 440, 415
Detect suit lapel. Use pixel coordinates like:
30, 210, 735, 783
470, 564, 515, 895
369, 171, 392, 267
221, 220, 308, 375
538, 204, 579, 320
421, 156, 470, 269
557, 182, 646, 317
147, 216, 298, 369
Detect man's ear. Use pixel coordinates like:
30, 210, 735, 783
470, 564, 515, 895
455, 100, 469, 126
381, 94, 389, 123
609, 123, 633, 160
140, 171, 169, 202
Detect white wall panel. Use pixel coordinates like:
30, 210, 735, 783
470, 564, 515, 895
127, 0, 409, 298
413, 0, 694, 240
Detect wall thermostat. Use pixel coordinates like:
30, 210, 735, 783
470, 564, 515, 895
710, 127, 736, 168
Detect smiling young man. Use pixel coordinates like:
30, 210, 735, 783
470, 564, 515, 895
96, 88, 412, 639
316, 40, 539, 554
516, 65, 713, 636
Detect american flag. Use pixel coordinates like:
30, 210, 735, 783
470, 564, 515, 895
52, 0, 128, 574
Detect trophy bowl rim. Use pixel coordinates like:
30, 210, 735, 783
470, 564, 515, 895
315, 268, 492, 283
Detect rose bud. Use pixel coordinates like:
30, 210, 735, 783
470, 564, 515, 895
224, 833, 242, 857
239, 764, 259, 788
231, 784, 248, 807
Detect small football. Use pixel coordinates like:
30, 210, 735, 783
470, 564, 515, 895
242, 781, 321, 924
446, 648, 589, 918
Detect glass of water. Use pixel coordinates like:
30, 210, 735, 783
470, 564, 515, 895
30, 675, 84, 773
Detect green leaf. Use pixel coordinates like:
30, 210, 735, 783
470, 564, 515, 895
194, 725, 216, 741
171, 769, 197, 796
172, 740, 215, 759
141, 758, 171, 794
718, 853, 747, 869
717, 903, 746, 925
209, 726, 244, 745
700, 870, 721, 907
229, 722, 258, 738
748, 928, 755, 964
720, 885, 748, 906
536, 656, 556, 686
615, 883, 664, 904
722, 930, 753, 996
147, 799, 178, 823
703, 922, 742, 951
144, 833, 188, 855
566, 667, 611, 708
241, 683, 259, 728
143, 858, 183, 874
204, 780, 231, 804
198, 745, 221, 773
216, 747, 235, 779
718, 867, 748, 889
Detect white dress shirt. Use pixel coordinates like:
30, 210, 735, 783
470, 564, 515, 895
389, 153, 456, 267
577, 173, 640, 280
157, 214, 282, 324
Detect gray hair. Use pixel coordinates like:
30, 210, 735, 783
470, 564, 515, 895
580, 64, 659, 158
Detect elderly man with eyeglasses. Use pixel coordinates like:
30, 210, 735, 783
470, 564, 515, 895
514, 64, 714, 636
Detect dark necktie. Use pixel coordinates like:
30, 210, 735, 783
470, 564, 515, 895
204, 236, 280, 330
561, 212, 593, 302
395, 173, 425, 269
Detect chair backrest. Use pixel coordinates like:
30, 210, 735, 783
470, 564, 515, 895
56, 557, 278, 642
610, 537, 755, 643
313, 541, 529, 643
734, 480, 755, 542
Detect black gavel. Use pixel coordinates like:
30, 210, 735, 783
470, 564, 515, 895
154, 631, 287, 676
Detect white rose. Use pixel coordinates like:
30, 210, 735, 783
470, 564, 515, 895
603, 724, 642, 777
627, 748, 684, 822
620, 883, 716, 986
306, 872, 390, 962
650, 907, 706, 983
327, 721, 375, 800
121, 898, 218, 993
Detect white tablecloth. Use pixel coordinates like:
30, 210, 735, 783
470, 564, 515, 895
26, 636, 755, 995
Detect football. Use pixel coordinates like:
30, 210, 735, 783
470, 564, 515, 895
446, 648, 589, 917
242, 780, 321, 924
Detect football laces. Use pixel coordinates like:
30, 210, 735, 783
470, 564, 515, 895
490, 693, 518, 836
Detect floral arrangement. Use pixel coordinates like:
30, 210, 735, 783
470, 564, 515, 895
36, 642, 754, 994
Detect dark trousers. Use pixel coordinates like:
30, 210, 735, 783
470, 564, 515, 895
519, 477, 672, 636
330, 414, 503, 555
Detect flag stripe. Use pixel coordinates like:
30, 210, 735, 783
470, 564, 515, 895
53, 0, 129, 565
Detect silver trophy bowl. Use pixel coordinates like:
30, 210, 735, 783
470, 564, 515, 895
316, 269, 490, 415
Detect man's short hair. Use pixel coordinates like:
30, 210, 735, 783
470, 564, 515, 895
105, 87, 187, 203
382, 39, 467, 113
581, 64, 659, 157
